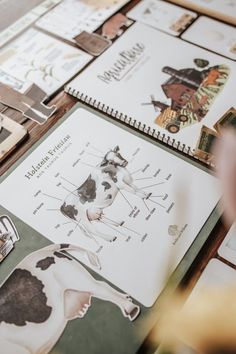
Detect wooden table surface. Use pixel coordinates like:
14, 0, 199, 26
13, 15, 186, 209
0, 0, 234, 321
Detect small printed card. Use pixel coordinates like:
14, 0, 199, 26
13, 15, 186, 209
127, 0, 197, 36
36, 0, 130, 42
182, 16, 236, 60
0, 28, 92, 96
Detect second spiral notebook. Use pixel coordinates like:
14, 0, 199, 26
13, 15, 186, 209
65, 22, 236, 158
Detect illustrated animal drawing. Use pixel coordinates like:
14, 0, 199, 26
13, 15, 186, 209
61, 146, 149, 242
0, 243, 140, 354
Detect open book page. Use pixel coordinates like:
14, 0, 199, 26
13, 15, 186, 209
66, 22, 236, 152
0, 106, 220, 306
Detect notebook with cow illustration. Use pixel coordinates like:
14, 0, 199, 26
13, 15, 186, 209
65, 22, 236, 161
0, 103, 220, 354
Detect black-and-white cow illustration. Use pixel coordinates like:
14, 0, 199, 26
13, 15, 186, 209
0, 243, 140, 354
61, 146, 149, 242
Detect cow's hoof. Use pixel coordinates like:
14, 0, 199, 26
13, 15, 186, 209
125, 305, 140, 321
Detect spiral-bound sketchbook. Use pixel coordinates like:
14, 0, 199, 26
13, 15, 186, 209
65, 22, 236, 157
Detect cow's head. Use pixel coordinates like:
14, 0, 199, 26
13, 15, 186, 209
100, 146, 128, 167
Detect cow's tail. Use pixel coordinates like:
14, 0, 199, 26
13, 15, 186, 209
40, 243, 101, 270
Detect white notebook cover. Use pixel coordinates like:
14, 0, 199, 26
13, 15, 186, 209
65, 22, 236, 153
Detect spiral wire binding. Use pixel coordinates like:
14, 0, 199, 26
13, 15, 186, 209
65, 86, 215, 165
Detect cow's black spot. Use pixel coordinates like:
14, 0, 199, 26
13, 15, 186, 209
0, 269, 52, 326
36, 257, 55, 270
61, 203, 78, 220
54, 251, 72, 261
77, 174, 96, 204
60, 243, 70, 249
102, 181, 111, 191
106, 194, 112, 200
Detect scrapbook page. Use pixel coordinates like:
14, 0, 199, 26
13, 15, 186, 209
65, 22, 236, 154
36, 0, 130, 42
0, 28, 92, 96
0, 105, 220, 307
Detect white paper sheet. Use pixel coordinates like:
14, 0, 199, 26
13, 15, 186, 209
0, 107, 220, 306
0, 28, 92, 96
